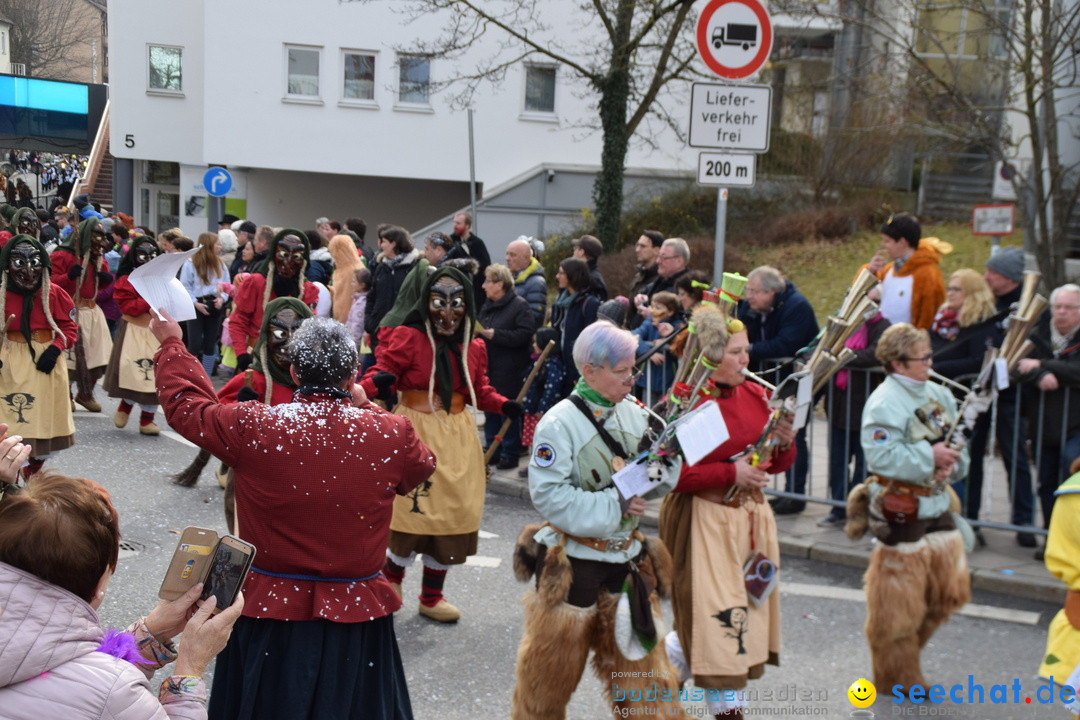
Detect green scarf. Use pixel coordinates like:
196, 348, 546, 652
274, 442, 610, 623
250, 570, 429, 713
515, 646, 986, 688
574, 377, 613, 408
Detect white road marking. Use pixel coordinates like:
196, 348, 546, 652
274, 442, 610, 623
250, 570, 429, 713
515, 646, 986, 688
478, 530, 498, 539
465, 555, 502, 568
160, 430, 198, 448
782, 582, 1040, 626
73, 410, 108, 418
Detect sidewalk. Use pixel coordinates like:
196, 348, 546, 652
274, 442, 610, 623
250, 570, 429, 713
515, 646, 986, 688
485, 412, 1067, 605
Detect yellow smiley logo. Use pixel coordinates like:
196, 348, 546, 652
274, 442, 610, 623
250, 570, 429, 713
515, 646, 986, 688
847, 677, 876, 708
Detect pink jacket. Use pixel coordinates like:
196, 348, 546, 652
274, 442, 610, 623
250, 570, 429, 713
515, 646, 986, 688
0, 562, 207, 719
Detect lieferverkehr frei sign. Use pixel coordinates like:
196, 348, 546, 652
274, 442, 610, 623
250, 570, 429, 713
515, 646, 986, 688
688, 82, 772, 152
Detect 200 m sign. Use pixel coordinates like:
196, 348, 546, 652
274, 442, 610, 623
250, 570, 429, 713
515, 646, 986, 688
697, 152, 756, 187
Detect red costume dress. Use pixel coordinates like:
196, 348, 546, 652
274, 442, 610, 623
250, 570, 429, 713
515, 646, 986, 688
50, 250, 113, 378
660, 381, 795, 692
102, 275, 159, 406
227, 274, 319, 352
361, 324, 508, 564
155, 335, 436, 718
0, 285, 78, 455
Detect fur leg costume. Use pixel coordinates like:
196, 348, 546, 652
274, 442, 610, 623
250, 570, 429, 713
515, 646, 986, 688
848, 483, 970, 690
511, 525, 685, 719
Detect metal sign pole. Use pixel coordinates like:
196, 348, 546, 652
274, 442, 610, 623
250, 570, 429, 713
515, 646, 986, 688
713, 187, 727, 284
468, 109, 477, 233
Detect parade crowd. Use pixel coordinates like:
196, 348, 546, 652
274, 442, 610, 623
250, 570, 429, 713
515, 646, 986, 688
1, 203, 1080, 720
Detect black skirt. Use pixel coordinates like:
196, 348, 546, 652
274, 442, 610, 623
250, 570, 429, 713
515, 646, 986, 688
208, 614, 413, 720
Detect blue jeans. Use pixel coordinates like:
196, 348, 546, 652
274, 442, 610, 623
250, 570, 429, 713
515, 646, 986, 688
826, 425, 865, 519
484, 411, 522, 462
1036, 431, 1080, 528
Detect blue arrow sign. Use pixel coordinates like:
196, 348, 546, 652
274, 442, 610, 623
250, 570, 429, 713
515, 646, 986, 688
203, 167, 233, 197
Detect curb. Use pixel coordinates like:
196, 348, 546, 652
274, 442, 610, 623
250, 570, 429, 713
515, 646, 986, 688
487, 475, 1066, 605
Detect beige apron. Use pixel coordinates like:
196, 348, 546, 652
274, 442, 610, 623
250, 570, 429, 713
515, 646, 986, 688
116, 321, 159, 394
0, 339, 75, 452
390, 404, 485, 536
66, 304, 113, 371
689, 495, 781, 678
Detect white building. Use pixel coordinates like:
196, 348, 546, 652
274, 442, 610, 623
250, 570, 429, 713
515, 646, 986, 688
107, 0, 697, 254
0, 15, 11, 76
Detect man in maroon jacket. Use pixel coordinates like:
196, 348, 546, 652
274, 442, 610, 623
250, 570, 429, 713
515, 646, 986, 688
152, 310, 436, 720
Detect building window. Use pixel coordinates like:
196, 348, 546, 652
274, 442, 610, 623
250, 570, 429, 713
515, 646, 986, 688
398, 55, 430, 104
524, 65, 556, 113
286, 45, 321, 98
343, 51, 376, 101
148, 45, 183, 93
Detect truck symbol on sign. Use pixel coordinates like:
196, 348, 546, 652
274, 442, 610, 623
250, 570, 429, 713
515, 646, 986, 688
712, 23, 757, 51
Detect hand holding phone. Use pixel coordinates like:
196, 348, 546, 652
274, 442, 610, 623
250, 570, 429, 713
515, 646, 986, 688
160, 528, 255, 615
199, 535, 256, 614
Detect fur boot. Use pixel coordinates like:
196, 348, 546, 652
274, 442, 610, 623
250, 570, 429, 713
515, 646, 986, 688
864, 531, 969, 691
592, 592, 686, 717
510, 593, 595, 720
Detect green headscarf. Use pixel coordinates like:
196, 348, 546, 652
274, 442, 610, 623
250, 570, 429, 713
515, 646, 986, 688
0, 234, 55, 358
56, 217, 102, 257
251, 296, 314, 401
10, 208, 38, 239
401, 264, 478, 412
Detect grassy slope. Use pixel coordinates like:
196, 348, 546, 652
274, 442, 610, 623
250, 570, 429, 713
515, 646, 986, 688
738, 221, 1025, 323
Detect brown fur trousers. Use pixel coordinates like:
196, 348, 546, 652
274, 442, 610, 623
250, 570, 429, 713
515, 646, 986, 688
510, 526, 686, 719
864, 529, 970, 691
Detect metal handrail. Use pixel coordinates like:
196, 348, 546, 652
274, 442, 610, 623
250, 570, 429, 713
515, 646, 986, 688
68, 99, 110, 208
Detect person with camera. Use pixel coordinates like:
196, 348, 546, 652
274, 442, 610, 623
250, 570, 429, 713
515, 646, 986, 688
153, 310, 434, 719
0, 464, 243, 719
658, 324, 794, 720
848, 323, 971, 693
180, 232, 230, 377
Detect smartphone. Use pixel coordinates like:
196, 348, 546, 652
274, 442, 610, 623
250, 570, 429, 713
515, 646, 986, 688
198, 535, 255, 614
159, 527, 217, 601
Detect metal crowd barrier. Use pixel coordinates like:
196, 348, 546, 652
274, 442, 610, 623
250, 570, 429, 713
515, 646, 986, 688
637, 354, 1076, 538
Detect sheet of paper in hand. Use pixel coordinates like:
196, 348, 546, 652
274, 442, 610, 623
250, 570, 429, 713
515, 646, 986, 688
613, 453, 669, 500
672, 400, 729, 466
129, 248, 198, 322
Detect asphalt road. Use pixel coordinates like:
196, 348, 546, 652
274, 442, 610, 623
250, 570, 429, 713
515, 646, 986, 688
48, 402, 1067, 719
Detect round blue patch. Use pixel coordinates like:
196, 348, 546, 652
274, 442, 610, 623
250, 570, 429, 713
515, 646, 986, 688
534, 443, 556, 468
871, 428, 890, 444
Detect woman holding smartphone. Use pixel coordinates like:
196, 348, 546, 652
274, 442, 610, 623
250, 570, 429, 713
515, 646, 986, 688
0, 462, 242, 719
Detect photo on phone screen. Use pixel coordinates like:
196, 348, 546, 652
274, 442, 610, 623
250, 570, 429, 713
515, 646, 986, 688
199, 536, 255, 612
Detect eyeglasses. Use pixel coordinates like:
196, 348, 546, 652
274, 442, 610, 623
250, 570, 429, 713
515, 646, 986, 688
591, 364, 641, 384
902, 354, 933, 364
657, 254, 677, 262
946, 286, 963, 292
1053, 304, 1080, 311
745, 286, 768, 296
